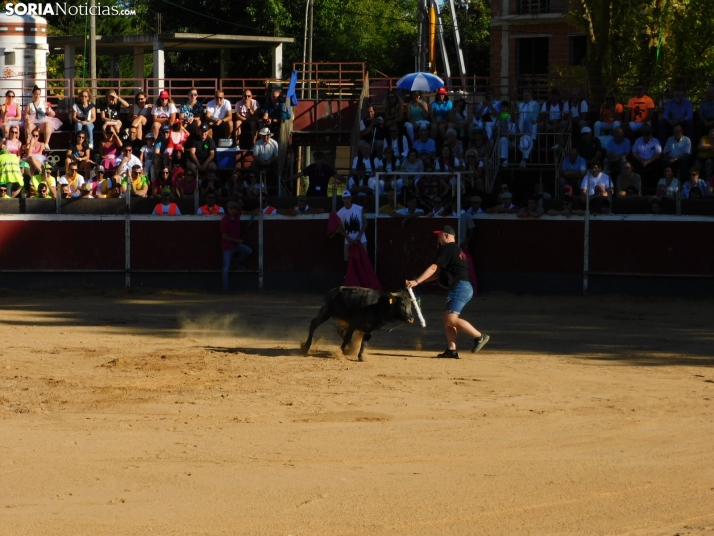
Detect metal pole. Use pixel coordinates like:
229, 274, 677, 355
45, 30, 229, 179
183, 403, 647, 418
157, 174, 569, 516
258, 175, 264, 290
583, 171, 590, 297
374, 172, 379, 274
447, 0, 467, 78
301, 0, 309, 99
89, 0, 97, 90
307, 0, 314, 100
125, 182, 131, 288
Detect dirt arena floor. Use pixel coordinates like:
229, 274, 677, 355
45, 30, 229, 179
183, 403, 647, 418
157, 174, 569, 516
1, 289, 713, 535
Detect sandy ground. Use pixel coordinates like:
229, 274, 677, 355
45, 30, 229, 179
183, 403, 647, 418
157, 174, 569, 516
0, 289, 713, 536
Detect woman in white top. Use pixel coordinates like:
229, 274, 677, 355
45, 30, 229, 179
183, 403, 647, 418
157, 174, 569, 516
25, 85, 62, 148
130, 92, 152, 139
657, 166, 679, 197
150, 90, 177, 138
1, 90, 23, 137
72, 89, 97, 148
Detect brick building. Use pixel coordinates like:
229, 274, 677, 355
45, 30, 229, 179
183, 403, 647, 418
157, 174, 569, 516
490, 0, 587, 99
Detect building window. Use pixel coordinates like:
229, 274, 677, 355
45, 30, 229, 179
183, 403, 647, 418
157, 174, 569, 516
517, 37, 549, 76
569, 35, 587, 65
519, 0, 550, 15
4, 51, 15, 66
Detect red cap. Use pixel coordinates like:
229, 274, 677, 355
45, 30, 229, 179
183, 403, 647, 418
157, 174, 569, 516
159, 90, 169, 99
436, 87, 447, 95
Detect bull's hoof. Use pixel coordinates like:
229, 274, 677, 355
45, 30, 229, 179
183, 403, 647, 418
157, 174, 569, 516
300, 343, 310, 354
358, 354, 365, 362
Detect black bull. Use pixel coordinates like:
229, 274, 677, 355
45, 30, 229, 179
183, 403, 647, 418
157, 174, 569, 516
301, 287, 415, 361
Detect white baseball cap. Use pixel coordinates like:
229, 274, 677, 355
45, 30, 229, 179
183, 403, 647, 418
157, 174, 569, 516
341, 190, 352, 197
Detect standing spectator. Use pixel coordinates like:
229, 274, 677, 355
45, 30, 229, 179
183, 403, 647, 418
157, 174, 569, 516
234, 91, 258, 148
517, 89, 540, 139
178, 88, 204, 139
0, 148, 22, 198
561, 148, 587, 185
473, 87, 500, 139
197, 192, 224, 215
580, 160, 613, 196
99, 90, 130, 136
58, 163, 85, 197
630, 124, 662, 173
566, 88, 589, 133
121, 164, 149, 198
517, 197, 545, 218
594, 92, 623, 137
72, 89, 96, 148
150, 91, 177, 138
624, 84, 655, 133
604, 127, 631, 177
187, 124, 217, 174
681, 168, 707, 199
696, 126, 714, 181
206, 91, 233, 139
659, 88, 693, 142
539, 88, 567, 150
576, 127, 602, 168
1, 90, 23, 138
383, 124, 410, 160
405, 92, 430, 143
697, 85, 714, 139
152, 188, 181, 215
662, 125, 692, 178
251, 128, 279, 171
412, 126, 436, 161
657, 166, 679, 198
287, 150, 339, 197
336, 190, 367, 262
221, 200, 252, 291
130, 92, 152, 140
430, 87, 452, 141
616, 162, 641, 196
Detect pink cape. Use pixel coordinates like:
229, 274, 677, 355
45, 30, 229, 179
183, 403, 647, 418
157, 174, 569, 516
345, 243, 382, 291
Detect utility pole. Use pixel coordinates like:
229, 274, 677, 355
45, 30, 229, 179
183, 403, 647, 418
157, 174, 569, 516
89, 0, 96, 97
307, 0, 314, 99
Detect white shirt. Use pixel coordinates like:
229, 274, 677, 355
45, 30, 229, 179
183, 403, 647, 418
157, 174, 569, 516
541, 101, 566, 121
58, 173, 86, 194
382, 135, 410, 159
337, 204, 367, 244
151, 103, 177, 118
252, 138, 279, 161
352, 156, 382, 175
580, 172, 613, 195
395, 207, 424, 216
114, 154, 143, 176
566, 100, 589, 118
206, 98, 232, 120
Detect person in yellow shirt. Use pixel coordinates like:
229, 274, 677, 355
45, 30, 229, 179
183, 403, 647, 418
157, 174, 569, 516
379, 189, 405, 215
30, 163, 57, 198
0, 182, 11, 198
121, 164, 149, 197
697, 126, 714, 181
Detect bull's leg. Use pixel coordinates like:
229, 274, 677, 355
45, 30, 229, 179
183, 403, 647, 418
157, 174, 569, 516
340, 325, 356, 354
302, 306, 331, 354
357, 333, 372, 362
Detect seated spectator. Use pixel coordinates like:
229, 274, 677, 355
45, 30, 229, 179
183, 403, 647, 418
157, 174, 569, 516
347, 162, 376, 196
99, 127, 122, 171
34, 182, 50, 199
242, 171, 266, 199
31, 163, 57, 197
114, 144, 140, 177
697, 85, 714, 139
448, 98, 473, 138
435, 144, 461, 172
130, 92, 152, 140
401, 148, 424, 190
234, 91, 258, 148
287, 150, 340, 197
0, 125, 22, 156
405, 91, 430, 142
24, 85, 61, 148
589, 185, 611, 214
517, 197, 544, 218
412, 126, 436, 161
78, 182, 94, 198
197, 192, 225, 215
257, 195, 277, 215
566, 88, 589, 133
656, 166, 679, 198
187, 125, 217, 175
351, 140, 383, 177
547, 195, 584, 217
651, 199, 663, 214
72, 89, 96, 147
604, 127, 631, 177
487, 192, 518, 213
616, 162, 641, 196
140, 133, 155, 179
625, 84, 655, 133
284, 196, 325, 215
461, 149, 483, 185
681, 168, 707, 199
381, 146, 402, 193
360, 105, 385, 148
23, 128, 48, 173
200, 169, 223, 198
383, 124, 410, 160
66, 132, 92, 177
539, 88, 567, 150
466, 128, 488, 163
224, 171, 242, 198
166, 119, 190, 158
473, 87, 500, 139
151, 91, 177, 138
121, 164, 149, 198
1, 90, 23, 139
594, 92, 623, 137
465, 196, 483, 215
264, 90, 287, 135
698, 126, 714, 181
98, 90, 130, 136
662, 125, 691, 178
516, 89, 540, 140
0, 182, 10, 198
576, 127, 602, 168
394, 196, 424, 224
252, 128, 280, 171
204, 91, 233, 141
631, 124, 662, 172
430, 87, 452, 141
176, 168, 198, 197
221, 200, 252, 290
58, 163, 85, 197
659, 87, 693, 142
580, 160, 612, 197
382, 91, 406, 135
152, 188, 181, 215
379, 190, 404, 214
562, 148, 587, 186
426, 196, 448, 217
87, 166, 113, 198
153, 124, 172, 170
152, 165, 175, 197
178, 88, 204, 139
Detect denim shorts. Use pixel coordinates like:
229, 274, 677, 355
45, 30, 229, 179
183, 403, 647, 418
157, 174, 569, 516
445, 280, 473, 315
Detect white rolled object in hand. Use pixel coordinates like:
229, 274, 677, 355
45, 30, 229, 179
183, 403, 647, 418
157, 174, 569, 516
407, 287, 426, 328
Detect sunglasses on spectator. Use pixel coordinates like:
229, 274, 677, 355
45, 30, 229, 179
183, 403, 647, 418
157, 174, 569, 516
32, 134, 39, 138
189, 92, 197, 96
69, 168, 78, 173
124, 147, 132, 152
0, 187, 7, 192
77, 134, 85, 138
10, 129, 18, 134
7, 94, 14, 98
245, 94, 252, 98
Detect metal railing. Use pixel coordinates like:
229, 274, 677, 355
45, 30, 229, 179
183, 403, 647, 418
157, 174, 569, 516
219, 78, 286, 105
293, 62, 366, 101
144, 78, 218, 99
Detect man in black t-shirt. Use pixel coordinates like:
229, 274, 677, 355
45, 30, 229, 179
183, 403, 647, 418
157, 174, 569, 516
188, 124, 217, 174
286, 151, 343, 196
406, 225, 490, 358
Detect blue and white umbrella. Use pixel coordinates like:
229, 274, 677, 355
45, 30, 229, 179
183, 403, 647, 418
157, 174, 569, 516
396, 72, 445, 93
